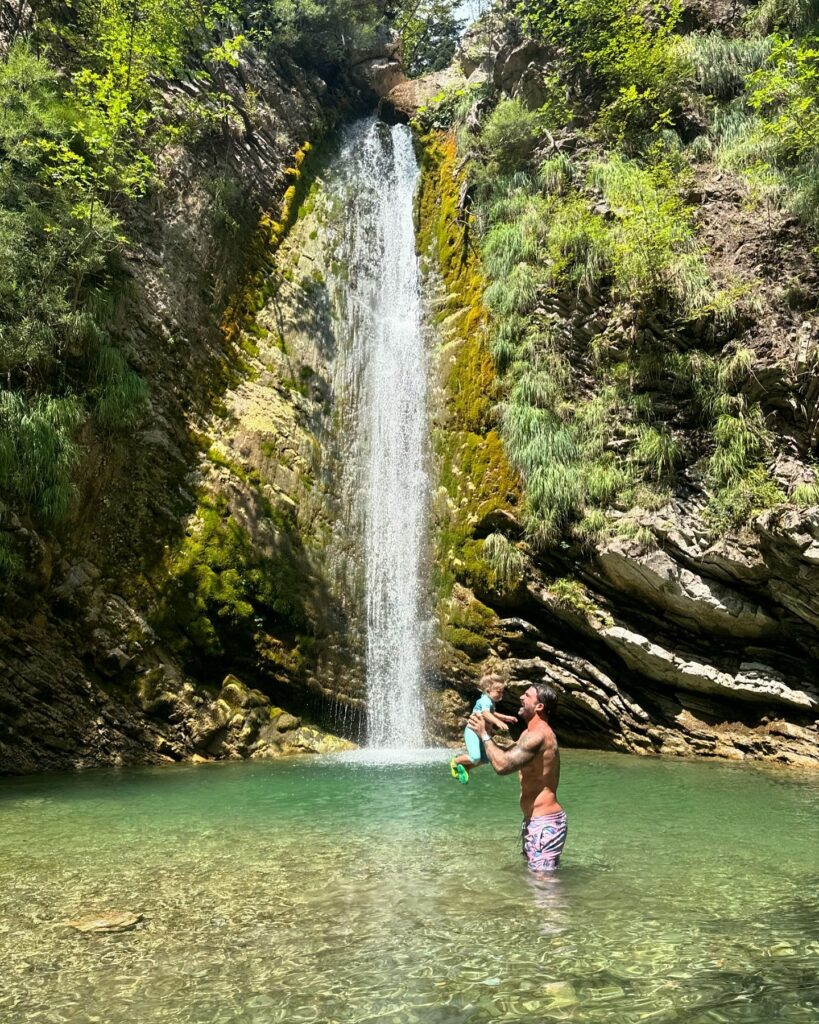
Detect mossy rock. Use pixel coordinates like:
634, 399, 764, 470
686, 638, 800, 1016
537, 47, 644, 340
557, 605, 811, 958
443, 625, 491, 659
220, 674, 268, 709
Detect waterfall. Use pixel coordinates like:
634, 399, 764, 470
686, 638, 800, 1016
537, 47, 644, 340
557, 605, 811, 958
328, 119, 429, 749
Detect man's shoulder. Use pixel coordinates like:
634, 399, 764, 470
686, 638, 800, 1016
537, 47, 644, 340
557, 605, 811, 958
524, 720, 556, 752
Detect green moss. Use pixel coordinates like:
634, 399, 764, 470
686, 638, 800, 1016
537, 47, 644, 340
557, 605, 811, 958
153, 492, 313, 663
442, 625, 491, 659
418, 132, 523, 613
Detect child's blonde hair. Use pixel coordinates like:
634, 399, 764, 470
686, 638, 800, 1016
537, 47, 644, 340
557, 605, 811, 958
479, 672, 505, 693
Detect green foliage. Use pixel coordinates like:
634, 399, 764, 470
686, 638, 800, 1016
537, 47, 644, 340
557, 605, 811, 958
548, 576, 600, 616
791, 481, 819, 506
481, 532, 525, 593
394, 0, 462, 77
478, 99, 543, 176
0, 392, 82, 524
704, 35, 819, 232
685, 34, 773, 101
517, 0, 691, 141
634, 425, 681, 480
747, 0, 819, 34
705, 466, 785, 530
706, 408, 770, 488
246, 0, 384, 65
588, 155, 712, 313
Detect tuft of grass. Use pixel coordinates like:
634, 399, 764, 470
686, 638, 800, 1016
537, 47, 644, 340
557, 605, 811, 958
93, 345, 149, 431
482, 532, 526, 592
790, 481, 819, 507
685, 34, 773, 101
0, 391, 83, 525
539, 153, 576, 193
705, 466, 785, 530
549, 576, 599, 616
707, 409, 769, 488
634, 425, 681, 481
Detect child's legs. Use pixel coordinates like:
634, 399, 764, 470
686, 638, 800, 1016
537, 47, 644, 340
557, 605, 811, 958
454, 753, 481, 769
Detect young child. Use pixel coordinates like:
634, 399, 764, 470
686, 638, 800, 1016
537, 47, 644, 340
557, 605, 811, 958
450, 674, 517, 784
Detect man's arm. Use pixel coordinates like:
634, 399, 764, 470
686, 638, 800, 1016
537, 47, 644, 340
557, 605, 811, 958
466, 712, 541, 775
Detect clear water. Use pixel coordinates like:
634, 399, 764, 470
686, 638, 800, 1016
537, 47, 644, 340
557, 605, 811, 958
3, 751, 818, 1024
326, 119, 428, 748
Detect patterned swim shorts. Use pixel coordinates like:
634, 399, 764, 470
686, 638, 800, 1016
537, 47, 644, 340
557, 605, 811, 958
521, 811, 568, 873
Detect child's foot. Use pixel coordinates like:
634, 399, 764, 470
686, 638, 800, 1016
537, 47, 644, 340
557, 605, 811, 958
449, 757, 459, 779
455, 764, 469, 784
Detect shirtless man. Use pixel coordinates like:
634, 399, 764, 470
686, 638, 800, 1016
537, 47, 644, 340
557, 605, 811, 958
466, 682, 567, 875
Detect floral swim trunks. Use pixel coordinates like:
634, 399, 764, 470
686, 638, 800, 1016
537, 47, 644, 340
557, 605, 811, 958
521, 811, 568, 873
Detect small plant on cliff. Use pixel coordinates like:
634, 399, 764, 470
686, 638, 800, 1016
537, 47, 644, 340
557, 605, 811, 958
0, 392, 83, 525
634, 425, 681, 481
482, 532, 526, 593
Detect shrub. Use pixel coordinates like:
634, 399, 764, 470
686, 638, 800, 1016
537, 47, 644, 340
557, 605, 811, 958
479, 99, 543, 175
588, 155, 713, 313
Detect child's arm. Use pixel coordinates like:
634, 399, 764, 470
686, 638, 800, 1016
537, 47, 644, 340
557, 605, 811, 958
495, 712, 518, 723
481, 709, 510, 732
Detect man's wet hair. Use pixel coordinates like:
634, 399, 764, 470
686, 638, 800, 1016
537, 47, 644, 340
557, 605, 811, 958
534, 683, 558, 720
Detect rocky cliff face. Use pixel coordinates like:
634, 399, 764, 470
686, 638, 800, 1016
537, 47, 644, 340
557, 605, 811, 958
417, 14, 819, 768
0, 49, 358, 774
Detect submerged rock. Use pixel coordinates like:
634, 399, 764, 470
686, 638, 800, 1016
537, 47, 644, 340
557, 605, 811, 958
65, 911, 143, 934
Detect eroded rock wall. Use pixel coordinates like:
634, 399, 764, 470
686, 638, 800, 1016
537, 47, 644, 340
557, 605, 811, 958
419, 129, 819, 768
0, 51, 357, 774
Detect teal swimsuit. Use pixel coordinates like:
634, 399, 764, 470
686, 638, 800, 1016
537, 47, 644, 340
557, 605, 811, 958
464, 693, 493, 763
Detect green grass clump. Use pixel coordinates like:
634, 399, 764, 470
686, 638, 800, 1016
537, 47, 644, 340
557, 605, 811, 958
481, 532, 526, 593
0, 391, 82, 524
705, 467, 785, 530
791, 481, 819, 507
685, 34, 773, 101
634, 425, 681, 481
549, 576, 600, 617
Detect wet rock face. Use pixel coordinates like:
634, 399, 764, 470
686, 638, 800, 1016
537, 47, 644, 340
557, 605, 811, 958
0, 46, 357, 776
418, 118, 819, 767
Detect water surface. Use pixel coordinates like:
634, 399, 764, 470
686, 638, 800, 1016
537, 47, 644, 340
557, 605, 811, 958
2, 750, 818, 1023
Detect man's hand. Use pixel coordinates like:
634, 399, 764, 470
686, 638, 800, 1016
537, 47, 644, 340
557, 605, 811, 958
467, 712, 486, 736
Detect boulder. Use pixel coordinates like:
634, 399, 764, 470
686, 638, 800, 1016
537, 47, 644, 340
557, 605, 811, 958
219, 675, 268, 709
492, 40, 550, 101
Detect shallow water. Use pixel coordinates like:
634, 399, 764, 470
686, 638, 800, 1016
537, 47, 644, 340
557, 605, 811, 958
2, 750, 818, 1024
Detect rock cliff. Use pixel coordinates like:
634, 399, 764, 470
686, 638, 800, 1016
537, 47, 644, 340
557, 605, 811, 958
0, 42, 358, 773
417, 7, 819, 767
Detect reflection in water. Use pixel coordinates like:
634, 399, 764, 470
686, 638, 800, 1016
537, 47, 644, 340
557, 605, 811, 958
527, 872, 571, 936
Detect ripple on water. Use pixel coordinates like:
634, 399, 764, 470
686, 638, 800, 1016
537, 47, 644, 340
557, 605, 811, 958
2, 751, 818, 1024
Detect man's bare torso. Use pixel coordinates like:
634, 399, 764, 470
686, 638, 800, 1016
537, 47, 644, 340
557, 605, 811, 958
519, 721, 562, 818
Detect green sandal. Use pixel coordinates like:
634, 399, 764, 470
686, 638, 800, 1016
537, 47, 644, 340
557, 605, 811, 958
449, 757, 469, 784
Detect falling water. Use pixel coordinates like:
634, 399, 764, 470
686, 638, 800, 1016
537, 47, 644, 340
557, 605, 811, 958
328, 119, 429, 749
